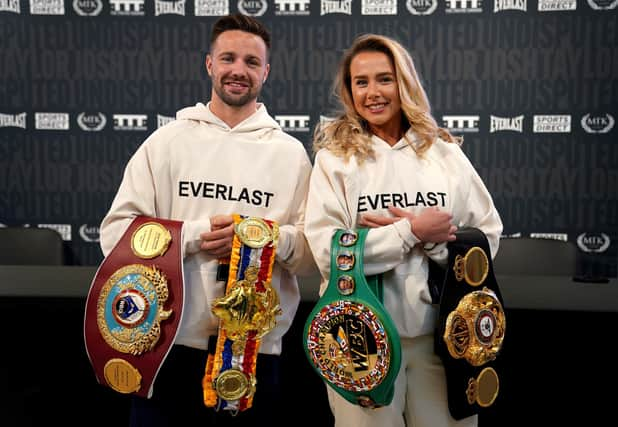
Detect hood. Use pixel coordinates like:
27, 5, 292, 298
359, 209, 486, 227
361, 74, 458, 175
175, 102, 281, 136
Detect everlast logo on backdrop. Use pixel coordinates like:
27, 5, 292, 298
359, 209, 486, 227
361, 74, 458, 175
275, 0, 310, 14
493, 0, 526, 11
321, 0, 352, 15
0, 0, 20, 13
155, 0, 185, 15
157, 114, 175, 128
581, 113, 615, 134
178, 181, 275, 208
0, 112, 26, 128
577, 233, 611, 253
490, 115, 523, 133
275, 115, 310, 132
406, 0, 437, 14
195, 0, 228, 15
361, 0, 397, 15
358, 191, 447, 213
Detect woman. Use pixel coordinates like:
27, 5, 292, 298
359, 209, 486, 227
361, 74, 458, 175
304, 34, 503, 427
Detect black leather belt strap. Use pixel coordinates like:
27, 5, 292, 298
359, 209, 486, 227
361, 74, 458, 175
434, 227, 507, 420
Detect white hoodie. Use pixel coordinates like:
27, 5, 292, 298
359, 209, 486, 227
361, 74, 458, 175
100, 102, 314, 355
305, 132, 503, 339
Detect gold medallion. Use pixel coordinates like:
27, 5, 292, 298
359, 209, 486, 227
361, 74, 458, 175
103, 358, 142, 394
214, 369, 254, 401
234, 217, 275, 248
211, 273, 281, 341
466, 367, 499, 407
443, 287, 505, 366
131, 222, 172, 259
453, 246, 489, 286
97, 264, 173, 355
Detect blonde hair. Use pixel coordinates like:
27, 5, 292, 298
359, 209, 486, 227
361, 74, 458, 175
314, 34, 460, 163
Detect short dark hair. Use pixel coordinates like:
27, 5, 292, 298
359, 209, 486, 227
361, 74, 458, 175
210, 13, 271, 51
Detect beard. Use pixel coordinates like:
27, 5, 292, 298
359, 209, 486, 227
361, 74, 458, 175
213, 77, 261, 107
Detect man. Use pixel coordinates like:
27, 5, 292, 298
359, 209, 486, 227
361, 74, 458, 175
98, 14, 314, 426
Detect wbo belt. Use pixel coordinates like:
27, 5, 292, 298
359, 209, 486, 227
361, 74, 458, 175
83, 216, 184, 398
303, 228, 401, 409
203, 215, 281, 414
434, 227, 507, 420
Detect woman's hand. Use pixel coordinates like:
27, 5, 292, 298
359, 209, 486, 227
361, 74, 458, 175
359, 206, 457, 244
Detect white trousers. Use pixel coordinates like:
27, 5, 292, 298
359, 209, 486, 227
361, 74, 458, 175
326, 334, 478, 427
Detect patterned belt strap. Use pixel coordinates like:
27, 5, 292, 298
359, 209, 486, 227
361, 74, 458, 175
203, 214, 281, 414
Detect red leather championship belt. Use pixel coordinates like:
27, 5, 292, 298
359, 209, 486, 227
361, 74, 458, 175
84, 216, 184, 398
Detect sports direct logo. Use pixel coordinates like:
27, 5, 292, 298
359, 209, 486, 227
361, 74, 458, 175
533, 115, 571, 133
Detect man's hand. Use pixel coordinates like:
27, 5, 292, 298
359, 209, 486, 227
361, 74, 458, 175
200, 215, 235, 258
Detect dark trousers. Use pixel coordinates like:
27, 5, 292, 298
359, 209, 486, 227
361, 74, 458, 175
130, 344, 283, 427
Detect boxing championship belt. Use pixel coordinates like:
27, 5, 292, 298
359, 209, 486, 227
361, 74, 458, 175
83, 216, 184, 398
203, 215, 281, 414
304, 228, 402, 408
434, 227, 507, 420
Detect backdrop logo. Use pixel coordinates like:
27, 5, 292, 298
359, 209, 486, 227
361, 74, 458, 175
445, 0, 482, 13
530, 232, 568, 241
362, 0, 396, 14
155, 0, 185, 15
110, 0, 144, 15
35, 113, 70, 130
577, 233, 610, 253
38, 224, 72, 241
113, 114, 148, 131
237, 0, 266, 15
0, 0, 20, 13
494, 0, 526, 10
275, 0, 310, 14
79, 224, 100, 243
581, 113, 614, 133
157, 114, 175, 128
587, 0, 617, 9
30, 0, 64, 14
533, 115, 571, 133
538, 0, 576, 10
0, 112, 27, 129
77, 112, 106, 131
195, 0, 228, 15
275, 115, 310, 132
321, 0, 352, 14
490, 115, 523, 133
442, 115, 479, 133
73, 0, 102, 15
406, 0, 437, 14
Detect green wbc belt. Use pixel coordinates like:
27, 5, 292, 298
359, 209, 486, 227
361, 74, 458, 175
303, 228, 401, 408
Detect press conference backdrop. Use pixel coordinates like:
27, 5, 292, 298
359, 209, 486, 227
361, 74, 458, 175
1, 0, 617, 275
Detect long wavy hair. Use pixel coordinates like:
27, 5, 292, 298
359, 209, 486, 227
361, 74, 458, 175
313, 34, 460, 163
